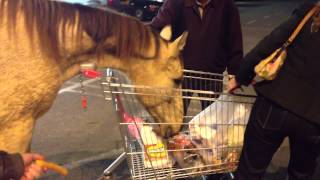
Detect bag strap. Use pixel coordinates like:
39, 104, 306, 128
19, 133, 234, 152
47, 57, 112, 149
283, 5, 319, 48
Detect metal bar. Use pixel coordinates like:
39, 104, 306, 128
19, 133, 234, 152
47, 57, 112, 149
100, 69, 256, 179
102, 152, 127, 175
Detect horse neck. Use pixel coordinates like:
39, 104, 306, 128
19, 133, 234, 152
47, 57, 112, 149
60, 52, 128, 82
59, 21, 161, 82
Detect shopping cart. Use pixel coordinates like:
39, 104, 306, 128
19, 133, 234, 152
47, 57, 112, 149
99, 69, 256, 180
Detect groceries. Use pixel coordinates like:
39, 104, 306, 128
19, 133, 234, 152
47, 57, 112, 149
167, 129, 243, 173
122, 111, 173, 168
134, 95, 252, 173
140, 125, 173, 168
167, 134, 205, 173
189, 95, 251, 126
184, 96, 251, 171
122, 112, 144, 139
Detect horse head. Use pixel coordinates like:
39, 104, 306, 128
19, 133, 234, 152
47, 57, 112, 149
93, 25, 188, 138
127, 29, 187, 138
48, 4, 188, 138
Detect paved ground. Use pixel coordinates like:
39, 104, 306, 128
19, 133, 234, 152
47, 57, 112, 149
30, 1, 320, 179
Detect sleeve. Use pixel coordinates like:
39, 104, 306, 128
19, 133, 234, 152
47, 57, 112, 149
0, 151, 24, 180
149, 0, 178, 32
225, 0, 244, 75
235, 3, 315, 86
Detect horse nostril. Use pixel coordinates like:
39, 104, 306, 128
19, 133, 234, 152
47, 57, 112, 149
173, 78, 182, 86
165, 126, 174, 139
153, 126, 161, 136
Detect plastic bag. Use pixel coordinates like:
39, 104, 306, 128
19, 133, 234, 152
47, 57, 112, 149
188, 95, 252, 166
189, 95, 251, 126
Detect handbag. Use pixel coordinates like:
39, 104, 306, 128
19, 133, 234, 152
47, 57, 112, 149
254, 6, 319, 80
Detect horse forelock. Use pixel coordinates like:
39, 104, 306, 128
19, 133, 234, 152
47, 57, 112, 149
0, 0, 161, 61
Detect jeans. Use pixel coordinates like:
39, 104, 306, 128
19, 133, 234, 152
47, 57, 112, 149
235, 96, 320, 180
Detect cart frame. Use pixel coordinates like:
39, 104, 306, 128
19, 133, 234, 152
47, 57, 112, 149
99, 69, 256, 180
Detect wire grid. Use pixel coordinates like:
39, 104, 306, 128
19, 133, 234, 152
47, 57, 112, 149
101, 69, 256, 180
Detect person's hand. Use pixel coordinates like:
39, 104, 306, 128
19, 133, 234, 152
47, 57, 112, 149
227, 77, 241, 94
20, 153, 46, 180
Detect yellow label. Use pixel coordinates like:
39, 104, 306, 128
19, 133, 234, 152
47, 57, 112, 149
145, 143, 167, 159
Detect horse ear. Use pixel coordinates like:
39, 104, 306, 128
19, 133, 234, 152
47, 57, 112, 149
160, 25, 172, 41
169, 31, 188, 56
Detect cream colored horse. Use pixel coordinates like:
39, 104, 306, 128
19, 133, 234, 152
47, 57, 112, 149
0, 0, 186, 153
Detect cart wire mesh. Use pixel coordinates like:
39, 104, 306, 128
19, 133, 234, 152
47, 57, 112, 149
101, 69, 256, 180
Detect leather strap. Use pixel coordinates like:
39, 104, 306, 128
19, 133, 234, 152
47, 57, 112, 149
284, 5, 319, 48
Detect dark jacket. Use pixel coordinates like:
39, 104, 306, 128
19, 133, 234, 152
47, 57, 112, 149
150, 0, 243, 74
0, 151, 24, 180
236, 2, 320, 125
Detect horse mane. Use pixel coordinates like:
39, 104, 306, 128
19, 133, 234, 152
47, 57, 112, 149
0, 0, 158, 60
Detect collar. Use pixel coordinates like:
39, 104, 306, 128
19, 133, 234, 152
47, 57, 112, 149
196, 0, 211, 7
185, 0, 214, 8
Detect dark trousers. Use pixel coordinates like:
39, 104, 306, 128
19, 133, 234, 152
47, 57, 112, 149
182, 78, 223, 119
235, 96, 320, 180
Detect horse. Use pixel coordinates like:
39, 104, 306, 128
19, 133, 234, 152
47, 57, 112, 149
0, 0, 187, 153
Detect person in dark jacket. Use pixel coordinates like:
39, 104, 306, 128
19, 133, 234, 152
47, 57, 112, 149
150, 0, 243, 109
0, 151, 45, 180
150, 0, 243, 112
150, 0, 243, 75
150, 0, 243, 179
228, 2, 320, 179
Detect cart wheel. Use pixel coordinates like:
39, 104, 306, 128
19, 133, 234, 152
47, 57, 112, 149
99, 173, 130, 180
219, 173, 235, 180
98, 174, 113, 180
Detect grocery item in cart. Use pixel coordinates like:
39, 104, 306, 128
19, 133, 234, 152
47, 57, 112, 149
168, 134, 205, 173
189, 95, 251, 146
193, 125, 244, 167
189, 95, 251, 126
122, 112, 143, 139
188, 95, 252, 169
140, 125, 173, 168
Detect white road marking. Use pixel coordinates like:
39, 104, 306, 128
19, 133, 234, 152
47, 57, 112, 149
64, 81, 77, 85
58, 78, 100, 94
62, 90, 106, 98
264, 15, 270, 19
246, 20, 256, 25
83, 84, 102, 89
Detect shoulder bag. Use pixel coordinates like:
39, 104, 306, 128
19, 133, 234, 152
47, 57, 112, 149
254, 6, 319, 80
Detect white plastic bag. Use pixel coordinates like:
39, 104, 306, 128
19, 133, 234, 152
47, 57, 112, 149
188, 95, 253, 164
189, 95, 252, 126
